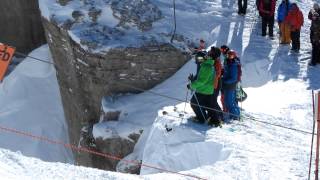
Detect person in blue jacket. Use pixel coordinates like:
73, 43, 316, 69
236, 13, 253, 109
277, 0, 292, 44
222, 50, 240, 121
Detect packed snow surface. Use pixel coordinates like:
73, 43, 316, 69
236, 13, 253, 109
1, 0, 320, 179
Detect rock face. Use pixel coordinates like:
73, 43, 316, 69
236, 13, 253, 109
42, 16, 189, 170
0, 0, 46, 53
93, 132, 142, 170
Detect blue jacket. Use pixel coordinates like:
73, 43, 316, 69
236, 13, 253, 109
223, 59, 238, 84
277, 1, 292, 23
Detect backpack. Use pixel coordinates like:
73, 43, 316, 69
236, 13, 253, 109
236, 83, 247, 102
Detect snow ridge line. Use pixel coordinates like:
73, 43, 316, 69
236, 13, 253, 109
0, 124, 207, 180
14, 51, 315, 136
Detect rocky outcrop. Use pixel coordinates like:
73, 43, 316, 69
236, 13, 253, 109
93, 132, 142, 170
42, 16, 189, 170
0, 0, 46, 53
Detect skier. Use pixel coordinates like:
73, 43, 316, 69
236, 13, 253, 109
238, 0, 247, 15
222, 50, 240, 121
258, 0, 276, 38
207, 47, 223, 127
187, 51, 216, 124
285, 3, 304, 52
219, 45, 230, 112
277, 0, 292, 44
308, 3, 320, 66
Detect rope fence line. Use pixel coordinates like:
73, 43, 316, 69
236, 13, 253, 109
0, 125, 207, 180
12, 51, 316, 136
163, 110, 316, 135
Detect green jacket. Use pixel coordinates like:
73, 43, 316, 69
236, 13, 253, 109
191, 58, 215, 95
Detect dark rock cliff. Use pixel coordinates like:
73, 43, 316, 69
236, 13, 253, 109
0, 0, 46, 53
42, 17, 190, 170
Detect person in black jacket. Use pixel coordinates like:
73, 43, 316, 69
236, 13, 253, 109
308, 3, 320, 66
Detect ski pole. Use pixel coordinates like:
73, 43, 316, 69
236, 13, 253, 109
193, 91, 207, 121
183, 89, 189, 114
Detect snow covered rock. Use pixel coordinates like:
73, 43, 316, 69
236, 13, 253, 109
0, 0, 46, 53
140, 106, 232, 175
39, 0, 190, 170
110, 0, 162, 31
92, 121, 143, 171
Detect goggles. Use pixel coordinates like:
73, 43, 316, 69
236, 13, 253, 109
220, 48, 227, 54
196, 56, 205, 62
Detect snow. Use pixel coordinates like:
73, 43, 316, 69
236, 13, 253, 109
1, 0, 320, 179
0, 45, 73, 163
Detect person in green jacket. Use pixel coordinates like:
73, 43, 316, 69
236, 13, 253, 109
187, 51, 216, 124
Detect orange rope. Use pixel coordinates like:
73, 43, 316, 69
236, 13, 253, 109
0, 125, 207, 180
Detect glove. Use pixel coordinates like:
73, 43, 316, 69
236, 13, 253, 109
187, 84, 191, 89
188, 73, 194, 81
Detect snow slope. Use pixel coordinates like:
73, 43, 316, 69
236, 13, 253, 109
1, 0, 320, 179
0, 45, 73, 163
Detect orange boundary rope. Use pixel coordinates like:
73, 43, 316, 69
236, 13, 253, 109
0, 125, 207, 180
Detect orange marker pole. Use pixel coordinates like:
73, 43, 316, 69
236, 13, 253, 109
316, 92, 320, 180
0, 44, 16, 82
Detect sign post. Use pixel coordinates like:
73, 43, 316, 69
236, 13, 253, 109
0, 43, 15, 82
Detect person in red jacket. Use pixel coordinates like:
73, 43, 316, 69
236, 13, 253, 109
285, 3, 304, 52
208, 46, 223, 126
258, 0, 276, 38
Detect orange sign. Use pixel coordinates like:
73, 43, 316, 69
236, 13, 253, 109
0, 44, 15, 81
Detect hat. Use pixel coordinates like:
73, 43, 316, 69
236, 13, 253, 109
227, 50, 237, 59
220, 45, 230, 54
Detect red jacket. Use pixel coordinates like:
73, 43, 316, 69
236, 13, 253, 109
213, 58, 222, 89
258, 0, 276, 17
285, 6, 304, 31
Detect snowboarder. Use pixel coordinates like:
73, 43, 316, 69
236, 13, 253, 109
207, 47, 223, 127
238, 0, 247, 15
284, 3, 304, 52
187, 51, 216, 124
258, 0, 276, 38
277, 0, 292, 44
308, 3, 320, 66
222, 50, 240, 121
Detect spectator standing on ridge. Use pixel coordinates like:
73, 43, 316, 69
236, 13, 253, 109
308, 3, 320, 66
219, 45, 230, 112
187, 52, 216, 124
222, 50, 240, 121
207, 47, 223, 127
285, 3, 304, 52
258, 0, 276, 38
277, 0, 292, 44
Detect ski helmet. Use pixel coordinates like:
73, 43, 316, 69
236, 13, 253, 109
227, 50, 237, 59
220, 45, 230, 55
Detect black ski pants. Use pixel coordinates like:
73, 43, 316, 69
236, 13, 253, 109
291, 30, 300, 51
190, 92, 213, 123
261, 15, 274, 37
211, 88, 223, 121
311, 43, 320, 65
238, 0, 247, 14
